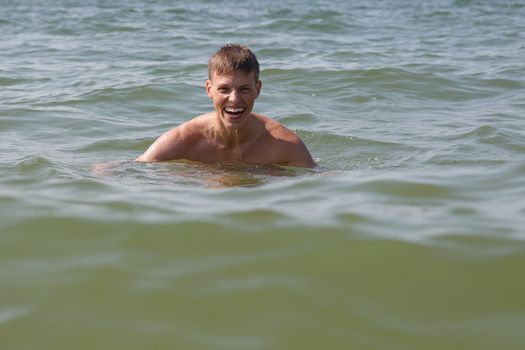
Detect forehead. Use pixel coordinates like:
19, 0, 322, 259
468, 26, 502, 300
210, 71, 257, 85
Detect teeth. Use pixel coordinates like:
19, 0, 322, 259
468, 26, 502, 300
225, 107, 244, 113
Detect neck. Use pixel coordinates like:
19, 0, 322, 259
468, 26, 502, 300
209, 112, 255, 147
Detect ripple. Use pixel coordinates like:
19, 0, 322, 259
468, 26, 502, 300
442, 125, 499, 140
279, 113, 318, 125
260, 16, 347, 33
0, 307, 31, 325
301, 131, 418, 170
480, 78, 523, 90
166, 7, 189, 15
93, 23, 144, 33
0, 76, 31, 86
62, 84, 177, 107
440, 125, 525, 154
354, 179, 462, 200
217, 209, 291, 230
13, 155, 58, 177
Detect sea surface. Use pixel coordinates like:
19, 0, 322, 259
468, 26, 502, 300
1, 0, 525, 349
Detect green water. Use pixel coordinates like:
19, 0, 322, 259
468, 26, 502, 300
1, 0, 525, 349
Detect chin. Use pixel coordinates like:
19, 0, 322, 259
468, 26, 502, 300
222, 112, 249, 127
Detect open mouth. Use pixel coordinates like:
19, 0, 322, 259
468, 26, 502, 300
223, 107, 246, 120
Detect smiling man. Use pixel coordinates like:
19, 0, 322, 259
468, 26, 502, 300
136, 44, 316, 168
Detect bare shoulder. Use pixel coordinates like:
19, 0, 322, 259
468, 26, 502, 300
136, 114, 210, 162
256, 115, 301, 143
255, 114, 316, 168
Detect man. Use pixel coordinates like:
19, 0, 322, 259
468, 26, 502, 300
136, 44, 316, 168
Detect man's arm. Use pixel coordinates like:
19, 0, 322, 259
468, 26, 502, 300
270, 123, 315, 168
283, 136, 316, 168
262, 116, 316, 168
135, 127, 184, 162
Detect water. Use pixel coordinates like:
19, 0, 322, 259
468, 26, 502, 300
1, 0, 525, 348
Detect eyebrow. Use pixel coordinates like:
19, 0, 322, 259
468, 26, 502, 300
217, 83, 252, 88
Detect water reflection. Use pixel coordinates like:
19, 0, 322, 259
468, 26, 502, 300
92, 160, 309, 188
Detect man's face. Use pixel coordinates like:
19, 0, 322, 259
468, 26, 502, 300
206, 71, 261, 129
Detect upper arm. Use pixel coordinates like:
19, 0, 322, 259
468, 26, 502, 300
135, 128, 185, 162
276, 126, 316, 168
285, 137, 316, 168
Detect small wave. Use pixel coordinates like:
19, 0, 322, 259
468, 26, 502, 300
0, 76, 31, 86
442, 125, 498, 140
13, 155, 57, 176
303, 9, 343, 21
257, 47, 302, 58
453, 0, 476, 6
419, 10, 454, 19
264, 66, 488, 102
47, 27, 78, 36
216, 209, 290, 229
505, 2, 525, 9
166, 7, 188, 15
440, 125, 525, 153
93, 22, 144, 33
260, 16, 346, 33
300, 130, 417, 170
0, 307, 31, 325
76, 138, 146, 153
478, 78, 523, 90
354, 178, 462, 200
279, 113, 317, 125
72, 84, 176, 105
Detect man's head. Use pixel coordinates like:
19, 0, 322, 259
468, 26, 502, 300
208, 44, 260, 82
206, 44, 262, 129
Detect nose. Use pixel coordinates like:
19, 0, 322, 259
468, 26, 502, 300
228, 89, 241, 103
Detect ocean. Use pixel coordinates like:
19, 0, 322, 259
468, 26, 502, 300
1, 0, 525, 349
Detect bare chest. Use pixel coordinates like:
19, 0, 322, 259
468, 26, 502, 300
187, 136, 283, 165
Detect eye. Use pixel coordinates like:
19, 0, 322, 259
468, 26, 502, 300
218, 87, 230, 93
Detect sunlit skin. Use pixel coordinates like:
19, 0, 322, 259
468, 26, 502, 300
136, 71, 316, 168
206, 71, 261, 140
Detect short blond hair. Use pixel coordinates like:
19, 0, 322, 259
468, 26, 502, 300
208, 44, 260, 81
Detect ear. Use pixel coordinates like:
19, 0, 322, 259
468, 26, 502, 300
205, 80, 212, 99
255, 80, 262, 98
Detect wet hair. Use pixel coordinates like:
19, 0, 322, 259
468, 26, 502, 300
208, 44, 260, 82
